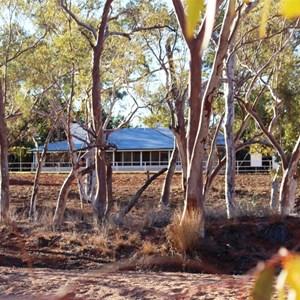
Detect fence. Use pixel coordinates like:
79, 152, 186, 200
8, 159, 274, 173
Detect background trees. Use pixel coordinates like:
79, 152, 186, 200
0, 0, 300, 233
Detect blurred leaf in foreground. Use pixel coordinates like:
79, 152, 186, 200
251, 262, 276, 300
280, 0, 300, 18
185, 0, 204, 39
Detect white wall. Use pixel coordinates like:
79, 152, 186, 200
70, 122, 86, 144
250, 153, 262, 167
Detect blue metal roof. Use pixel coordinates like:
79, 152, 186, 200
30, 128, 225, 152
216, 134, 225, 147
108, 128, 174, 150
31, 140, 86, 152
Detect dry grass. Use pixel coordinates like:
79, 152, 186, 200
166, 210, 202, 255
87, 228, 110, 255
37, 209, 54, 229
139, 241, 158, 255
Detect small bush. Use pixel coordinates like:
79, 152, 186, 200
166, 209, 202, 255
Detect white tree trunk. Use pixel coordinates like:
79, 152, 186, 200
53, 164, 94, 227
270, 173, 279, 212
182, 0, 236, 237
279, 136, 300, 215
224, 24, 238, 219
29, 127, 56, 220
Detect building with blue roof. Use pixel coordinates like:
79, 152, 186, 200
30, 126, 225, 172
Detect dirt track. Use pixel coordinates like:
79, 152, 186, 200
0, 267, 254, 299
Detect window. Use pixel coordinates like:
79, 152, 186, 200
115, 152, 122, 166
123, 152, 131, 166
142, 152, 150, 165
133, 152, 140, 166
160, 151, 169, 165
151, 151, 159, 165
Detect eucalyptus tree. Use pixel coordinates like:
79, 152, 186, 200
0, 0, 47, 221
234, 3, 300, 216
128, 2, 190, 206
51, 0, 172, 225
170, 0, 262, 236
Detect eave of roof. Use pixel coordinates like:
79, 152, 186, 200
29, 127, 225, 152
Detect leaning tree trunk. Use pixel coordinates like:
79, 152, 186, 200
53, 164, 94, 228
53, 169, 77, 228
117, 168, 168, 222
160, 146, 178, 206
29, 127, 55, 220
279, 136, 300, 215
0, 80, 9, 222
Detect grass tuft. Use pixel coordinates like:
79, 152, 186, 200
166, 209, 202, 255
139, 241, 158, 255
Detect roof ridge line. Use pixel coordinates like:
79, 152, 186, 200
152, 127, 173, 140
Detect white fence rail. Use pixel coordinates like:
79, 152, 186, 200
8, 160, 274, 173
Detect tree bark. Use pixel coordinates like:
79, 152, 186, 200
270, 172, 279, 213
61, 0, 114, 220
91, 1, 114, 219
29, 127, 55, 220
160, 146, 178, 206
53, 164, 95, 227
105, 158, 113, 218
180, 0, 234, 237
224, 12, 238, 219
279, 136, 300, 215
53, 169, 77, 228
0, 80, 10, 222
165, 41, 188, 194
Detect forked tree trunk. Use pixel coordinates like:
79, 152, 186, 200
53, 169, 77, 227
0, 80, 9, 222
180, 0, 235, 237
53, 164, 94, 227
60, 0, 114, 220
160, 146, 178, 206
279, 136, 300, 215
29, 128, 55, 220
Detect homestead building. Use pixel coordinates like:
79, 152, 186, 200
29, 124, 275, 173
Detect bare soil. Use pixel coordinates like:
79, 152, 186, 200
0, 172, 300, 299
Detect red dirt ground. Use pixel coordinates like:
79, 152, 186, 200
0, 173, 300, 299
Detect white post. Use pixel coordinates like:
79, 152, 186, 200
20, 148, 22, 171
